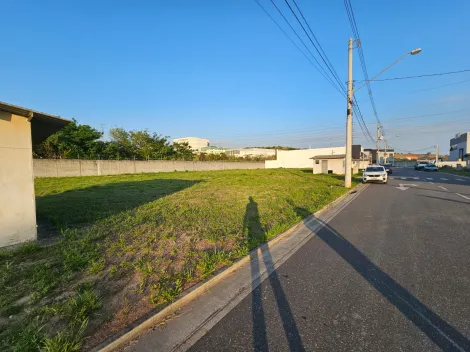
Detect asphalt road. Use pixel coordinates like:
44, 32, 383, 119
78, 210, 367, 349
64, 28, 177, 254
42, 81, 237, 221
189, 168, 470, 352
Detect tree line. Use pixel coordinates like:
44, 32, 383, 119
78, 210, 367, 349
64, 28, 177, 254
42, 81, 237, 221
33, 119, 193, 160
32, 120, 274, 161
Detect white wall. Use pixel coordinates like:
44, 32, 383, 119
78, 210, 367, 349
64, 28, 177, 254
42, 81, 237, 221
437, 161, 467, 168
312, 159, 344, 174
266, 147, 345, 169
0, 112, 37, 247
33, 159, 266, 177
226, 148, 276, 158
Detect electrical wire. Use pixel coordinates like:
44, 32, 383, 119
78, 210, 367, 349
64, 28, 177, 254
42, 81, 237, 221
261, 0, 347, 97
254, 0, 340, 95
412, 78, 470, 92
344, 0, 385, 143
284, 0, 374, 143
284, 0, 345, 92
254, 0, 375, 144
368, 69, 470, 82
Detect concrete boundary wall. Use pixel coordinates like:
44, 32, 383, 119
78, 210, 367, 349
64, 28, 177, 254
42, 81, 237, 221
33, 159, 265, 178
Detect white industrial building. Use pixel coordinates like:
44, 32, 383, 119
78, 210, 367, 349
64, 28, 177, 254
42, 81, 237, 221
449, 132, 469, 161
266, 145, 369, 174
266, 147, 345, 169
225, 148, 276, 158
173, 137, 210, 152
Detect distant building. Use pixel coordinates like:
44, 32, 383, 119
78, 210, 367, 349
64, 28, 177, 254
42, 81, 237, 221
310, 154, 368, 175
173, 137, 210, 152
266, 145, 368, 171
225, 148, 276, 158
449, 132, 470, 161
200, 146, 228, 155
363, 148, 395, 164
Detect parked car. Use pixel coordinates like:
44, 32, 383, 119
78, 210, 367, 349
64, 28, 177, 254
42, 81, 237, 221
423, 164, 438, 172
383, 163, 393, 174
414, 161, 429, 170
363, 165, 388, 184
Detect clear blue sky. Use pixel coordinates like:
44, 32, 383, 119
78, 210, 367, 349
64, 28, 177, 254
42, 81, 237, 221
2, 0, 470, 153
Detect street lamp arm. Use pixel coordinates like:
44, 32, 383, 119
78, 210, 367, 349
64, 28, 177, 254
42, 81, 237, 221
354, 53, 410, 93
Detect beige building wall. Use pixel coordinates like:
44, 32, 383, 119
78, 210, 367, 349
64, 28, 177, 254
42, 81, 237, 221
0, 112, 37, 247
173, 137, 210, 152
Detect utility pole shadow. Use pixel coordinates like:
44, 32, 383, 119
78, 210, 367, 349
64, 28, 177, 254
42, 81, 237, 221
244, 197, 305, 352
292, 204, 470, 352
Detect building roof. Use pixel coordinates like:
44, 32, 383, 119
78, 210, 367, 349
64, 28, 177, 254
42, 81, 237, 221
310, 154, 363, 161
363, 148, 395, 152
0, 101, 71, 144
310, 154, 346, 160
173, 137, 210, 141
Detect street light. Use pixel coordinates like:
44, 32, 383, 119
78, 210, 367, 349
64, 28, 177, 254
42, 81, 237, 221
344, 41, 421, 188
353, 48, 422, 93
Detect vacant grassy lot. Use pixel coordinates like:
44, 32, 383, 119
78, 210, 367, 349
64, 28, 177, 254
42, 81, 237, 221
0, 169, 358, 351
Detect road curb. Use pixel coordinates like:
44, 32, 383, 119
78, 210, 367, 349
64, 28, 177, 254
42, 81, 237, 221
97, 183, 366, 352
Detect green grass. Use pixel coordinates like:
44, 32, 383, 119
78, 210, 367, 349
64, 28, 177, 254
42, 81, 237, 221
0, 169, 359, 350
439, 166, 470, 176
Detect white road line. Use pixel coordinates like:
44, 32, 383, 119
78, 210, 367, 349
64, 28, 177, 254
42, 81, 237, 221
429, 182, 434, 184
401, 177, 407, 180
440, 178, 449, 181
456, 193, 470, 200
438, 186, 448, 191
426, 178, 433, 180
412, 177, 420, 180
455, 179, 465, 181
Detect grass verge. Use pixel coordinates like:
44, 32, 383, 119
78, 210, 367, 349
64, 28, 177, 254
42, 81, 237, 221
439, 166, 470, 177
1, 169, 359, 350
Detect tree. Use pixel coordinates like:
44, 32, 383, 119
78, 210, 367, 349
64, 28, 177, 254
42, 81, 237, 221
173, 142, 194, 160
33, 119, 103, 159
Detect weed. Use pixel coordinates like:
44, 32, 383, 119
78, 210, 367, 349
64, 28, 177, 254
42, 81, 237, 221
0, 318, 44, 352
32, 264, 60, 301
61, 288, 102, 325
42, 319, 87, 352
197, 250, 231, 279
89, 258, 105, 274
109, 265, 118, 275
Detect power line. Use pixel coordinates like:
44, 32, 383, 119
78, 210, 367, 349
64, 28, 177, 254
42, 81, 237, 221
254, 0, 335, 92
343, 0, 379, 143
260, 0, 347, 97
413, 78, 470, 92
284, 0, 374, 143
255, 0, 374, 144
367, 69, 470, 82
395, 146, 436, 153
344, 0, 381, 123
285, 0, 345, 92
